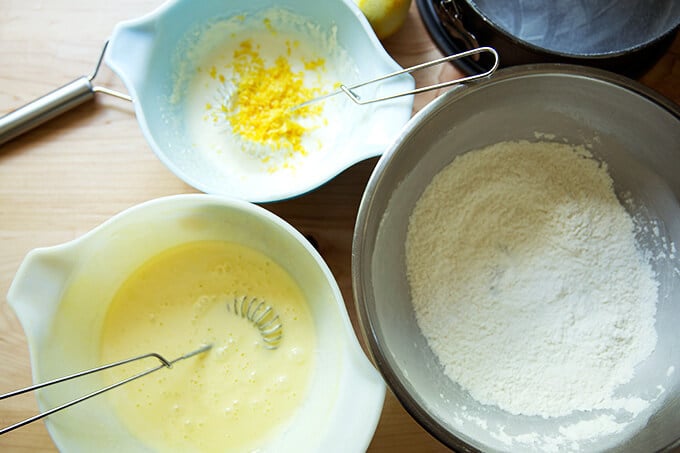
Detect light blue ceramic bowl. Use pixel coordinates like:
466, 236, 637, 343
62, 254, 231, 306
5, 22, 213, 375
106, 0, 414, 203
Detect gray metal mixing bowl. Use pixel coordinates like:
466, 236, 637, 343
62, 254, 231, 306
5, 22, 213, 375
352, 65, 680, 452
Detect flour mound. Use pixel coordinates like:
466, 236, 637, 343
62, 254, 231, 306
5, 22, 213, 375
406, 140, 658, 418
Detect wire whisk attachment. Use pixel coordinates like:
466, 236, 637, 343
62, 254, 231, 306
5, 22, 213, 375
292, 46, 499, 110
0, 344, 212, 435
227, 296, 283, 349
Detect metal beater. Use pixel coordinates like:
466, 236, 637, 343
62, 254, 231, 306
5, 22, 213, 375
1, 295, 286, 435
0, 344, 212, 435
292, 46, 499, 110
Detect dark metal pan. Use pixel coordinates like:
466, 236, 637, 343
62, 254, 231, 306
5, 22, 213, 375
417, 0, 680, 77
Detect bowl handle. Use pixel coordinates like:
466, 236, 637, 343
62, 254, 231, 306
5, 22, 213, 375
7, 245, 77, 340
105, 17, 158, 100
0, 42, 130, 146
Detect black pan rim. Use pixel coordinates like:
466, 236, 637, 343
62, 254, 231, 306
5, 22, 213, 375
416, 0, 680, 75
463, 0, 680, 58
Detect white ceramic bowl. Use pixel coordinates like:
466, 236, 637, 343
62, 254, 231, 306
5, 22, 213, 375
105, 0, 414, 203
8, 194, 385, 452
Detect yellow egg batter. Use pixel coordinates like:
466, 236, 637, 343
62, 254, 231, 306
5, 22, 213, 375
99, 241, 315, 452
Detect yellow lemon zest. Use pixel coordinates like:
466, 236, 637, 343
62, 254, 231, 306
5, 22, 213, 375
221, 40, 325, 157
263, 18, 276, 34
304, 58, 326, 71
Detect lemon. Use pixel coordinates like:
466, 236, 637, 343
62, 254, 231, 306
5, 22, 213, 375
354, 0, 412, 39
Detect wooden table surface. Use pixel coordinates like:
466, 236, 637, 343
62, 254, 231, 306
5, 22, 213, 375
0, 1, 678, 451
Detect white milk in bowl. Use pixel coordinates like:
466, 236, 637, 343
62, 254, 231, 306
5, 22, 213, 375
173, 9, 371, 196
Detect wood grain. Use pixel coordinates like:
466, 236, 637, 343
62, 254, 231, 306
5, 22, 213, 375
0, 0, 677, 451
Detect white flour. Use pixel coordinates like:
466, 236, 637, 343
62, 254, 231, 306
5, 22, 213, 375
406, 141, 658, 441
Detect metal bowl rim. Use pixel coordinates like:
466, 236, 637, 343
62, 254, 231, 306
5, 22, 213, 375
352, 63, 680, 452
